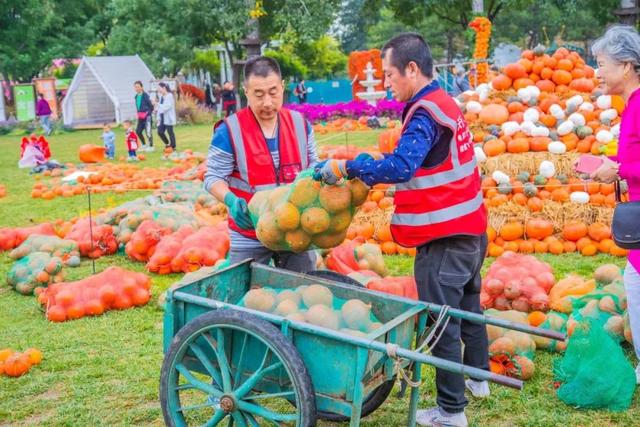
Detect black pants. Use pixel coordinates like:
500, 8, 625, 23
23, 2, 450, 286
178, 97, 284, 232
136, 116, 152, 146
157, 123, 176, 149
414, 233, 489, 414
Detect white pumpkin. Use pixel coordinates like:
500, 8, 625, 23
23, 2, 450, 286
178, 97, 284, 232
596, 129, 614, 144
492, 170, 510, 184
501, 121, 520, 136
539, 160, 556, 178
523, 108, 540, 123
477, 83, 490, 93
549, 104, 565, 120
611, 123, 621, 137
557, 120, 575, 136
596, 95, 612, 110
520, 120, 536, 136
548, 141, 567, 154
568, 113, 586, 127
466, 100, 482, 114
531, 126, 550, 137
478, 91, 489, 102
570, 191, 590, 204
517, 87, 532, 102
474, 146, 487, 163
566, 95, 584, 109
527, 85, 541, 98
599, 108, 618, 122
579, 102, 594, 112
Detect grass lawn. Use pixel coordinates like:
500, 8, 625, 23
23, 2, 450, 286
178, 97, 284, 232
0, 125, 635, 426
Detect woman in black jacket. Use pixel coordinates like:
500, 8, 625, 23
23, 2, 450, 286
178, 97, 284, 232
134, 81, 154, 151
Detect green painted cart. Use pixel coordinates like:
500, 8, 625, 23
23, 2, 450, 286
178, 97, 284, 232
161, 260, 564, 426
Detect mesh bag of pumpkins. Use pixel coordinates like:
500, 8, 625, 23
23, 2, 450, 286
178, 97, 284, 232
485, 309, 537, 380
480, 251, 555, 312
7, 252, 65, 295
248, 171, 369, 252
240, 284, 383, 336
9, 234, 80, 266
36, 267, 151, 322
0, 222, 56, 251
66, 218, 118, 259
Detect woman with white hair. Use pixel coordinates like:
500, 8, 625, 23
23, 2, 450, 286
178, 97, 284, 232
588, 24, 640, 381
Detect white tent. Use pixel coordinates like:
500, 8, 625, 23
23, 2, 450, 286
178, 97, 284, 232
62, 55, 155, 127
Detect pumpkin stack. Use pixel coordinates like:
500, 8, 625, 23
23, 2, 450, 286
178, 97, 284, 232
0, 348, 43, 378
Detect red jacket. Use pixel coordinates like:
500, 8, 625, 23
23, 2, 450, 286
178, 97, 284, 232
125, 129, 138, 151
390, 88, 487, 247
224, 107, 309, 239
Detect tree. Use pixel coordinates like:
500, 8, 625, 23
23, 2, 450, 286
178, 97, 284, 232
333, 0, 384, 52
298, 36, 348, 79
0, 0, 102, 81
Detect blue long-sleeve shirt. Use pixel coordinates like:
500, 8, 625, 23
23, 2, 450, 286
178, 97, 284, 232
346, 81, 442, 186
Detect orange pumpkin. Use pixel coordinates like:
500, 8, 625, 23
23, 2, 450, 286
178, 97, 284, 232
507, 138, 530, 153
534, 241, 549, 253
569, 78, 595, 93
526, 218, 554, 240
492, 74, 513, 90
563, 240, 577, 253
530, 136, 551, 152
587, 223, 611, 242
562, 221, 588, 242
3, 353, 31, 377
483, 139, 507, 157
536, 79, 556, 93
513, 78, 535, 90
552, 69, 572, 86
576, 237, 593, 252
380, 241, 397, 255
527, 197, 543, 212
504, 63, 527, 80
487, 226, 497, 242
479, 104, 510, 125
518, 240, 535, 254
488, 243, 505, 257
581, 244, 598, 256
500, 221, 524, 241
548, 241, 564, 255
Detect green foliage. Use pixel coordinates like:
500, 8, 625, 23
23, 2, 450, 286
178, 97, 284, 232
186, 49, 221, 76
297, 35, 348, 79
264, 49, 308, 80
52, 63, 78, 79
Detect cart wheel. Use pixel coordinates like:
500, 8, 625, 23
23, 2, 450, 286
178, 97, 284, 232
316, 378, 395, 421
305, 270, 363, 287
160, 310, 317, 427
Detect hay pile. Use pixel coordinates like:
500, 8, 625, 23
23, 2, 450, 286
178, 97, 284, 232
488, 201, 614, 233
481, 152, 581, 177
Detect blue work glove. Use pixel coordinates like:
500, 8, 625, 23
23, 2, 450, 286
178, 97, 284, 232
312, 159, 348, 184
224, 192, 253, 230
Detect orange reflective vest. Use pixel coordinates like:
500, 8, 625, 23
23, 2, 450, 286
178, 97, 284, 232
390, 88, 487, 247
224, 107, 308, 239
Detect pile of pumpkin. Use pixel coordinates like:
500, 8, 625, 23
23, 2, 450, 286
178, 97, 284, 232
0, 348, 43, 378
30, 150, 206, 200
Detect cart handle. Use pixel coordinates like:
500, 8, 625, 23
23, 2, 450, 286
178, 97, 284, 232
419, 303, 566, 341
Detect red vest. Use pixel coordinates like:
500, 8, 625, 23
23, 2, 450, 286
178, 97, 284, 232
225, 107, 309, 239
390, 88, 487, 247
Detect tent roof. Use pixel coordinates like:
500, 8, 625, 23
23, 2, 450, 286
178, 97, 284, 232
82, 55, 155, 104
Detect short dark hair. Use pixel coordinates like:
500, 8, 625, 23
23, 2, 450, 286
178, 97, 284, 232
382, 33, 433, 78
244, 56, 282, 82
134, 81, 143, 87
123, 119, 132, 125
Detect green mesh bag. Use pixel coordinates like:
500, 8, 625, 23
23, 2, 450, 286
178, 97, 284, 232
247, 170, 369, 252
570, 291, 626, 342
554, 318, 635, 411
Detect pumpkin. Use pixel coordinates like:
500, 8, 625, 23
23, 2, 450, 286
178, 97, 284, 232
562, 221, 588, 242
547, 141, 566, 154
523, 183, 538, 197
516, 171, 530, 183
552, 69, 572, 86
513, 78, 535, 90
570, 78, 595, 93
526, 218, 554, 240
587, 223, 611, 242
483, 139, 507, 157
479, 104, 510, 125
536, 79, 556, 93
24, 348, 43, 365
492, 74, 513, 90
492, 170, 510, 184
529, 136, 550, 152
507, 138, 530, 153
3, 352, 31, 377
504, 63, 527, 80
500, 221, 524, 241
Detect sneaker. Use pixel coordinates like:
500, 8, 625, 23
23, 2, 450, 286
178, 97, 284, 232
465, 379, 490, 398
635, 364, 640, 384
416, 407, 468, 427
146, 146, 155, 152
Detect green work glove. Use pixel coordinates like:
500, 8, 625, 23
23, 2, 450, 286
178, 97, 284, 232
224, 192, 253, 230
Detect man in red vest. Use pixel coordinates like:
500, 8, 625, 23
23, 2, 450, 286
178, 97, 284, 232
315, 33, 488, 427
204, 56, 319, 271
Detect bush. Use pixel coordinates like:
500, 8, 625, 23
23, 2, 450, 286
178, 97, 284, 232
175, 96, 213, 125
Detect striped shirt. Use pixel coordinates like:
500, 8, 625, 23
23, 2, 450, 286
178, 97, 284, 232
204, 118, 319, 248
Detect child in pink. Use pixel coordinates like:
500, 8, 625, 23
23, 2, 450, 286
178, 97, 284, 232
123, 120, 139, 162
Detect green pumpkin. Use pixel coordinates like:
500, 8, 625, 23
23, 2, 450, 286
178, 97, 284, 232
576, 126, 593, 139
523, 182, 538, 197
483, 134, 497, 142
516, 171, 531, 183
556, 173, 569, 185
498, 182, 513, 195
534, 174, 547, 186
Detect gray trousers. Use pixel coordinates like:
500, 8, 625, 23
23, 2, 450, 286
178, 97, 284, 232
414, 233, 489, 413
229, 245, 317, 273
